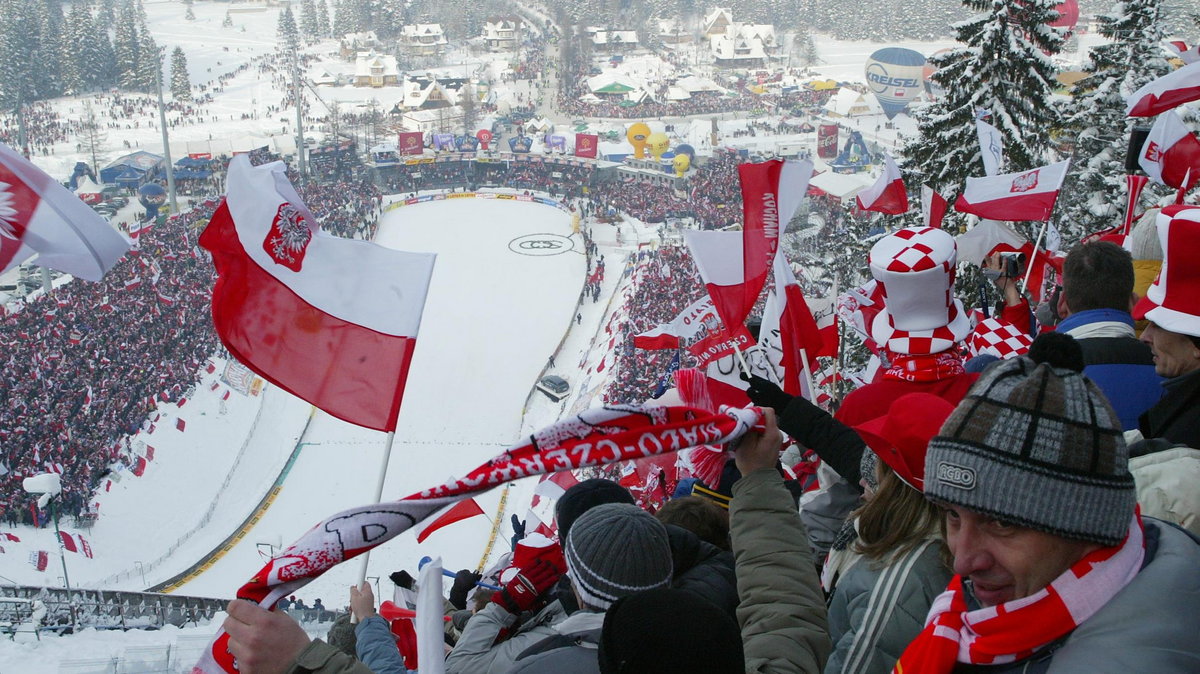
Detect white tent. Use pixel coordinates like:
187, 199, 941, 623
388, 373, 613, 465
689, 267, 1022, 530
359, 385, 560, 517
73, 175, 103, 197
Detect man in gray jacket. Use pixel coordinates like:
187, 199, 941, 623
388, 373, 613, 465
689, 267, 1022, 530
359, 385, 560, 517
894, 337, 1200, 673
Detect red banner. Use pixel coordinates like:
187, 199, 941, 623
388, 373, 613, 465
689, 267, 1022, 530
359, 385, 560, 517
818, 124, 839, 159
398, 132, 425, 156
575, 133, 599, 159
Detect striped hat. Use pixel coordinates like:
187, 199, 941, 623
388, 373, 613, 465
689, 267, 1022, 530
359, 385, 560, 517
925, 352, 1136, 546
1133, 205, 1200, 337
564, 503, 673, 610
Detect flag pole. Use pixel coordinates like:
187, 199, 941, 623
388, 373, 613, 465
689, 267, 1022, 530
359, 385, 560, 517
799, 348, 815, 400
1021, 213, 1053, 294
357, 431, 397, 585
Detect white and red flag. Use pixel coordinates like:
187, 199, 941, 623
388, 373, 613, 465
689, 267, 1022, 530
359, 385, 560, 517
921, 185, 949, 229
633, 296, 718, 350
740, 160, 812, 317
193, 403, 762, 674
954, 160, 1070, 222
1167, 41, 1200, 64
758, 252, 834, 396
59, 531, 78, 553
1127, 60, 1200, 117
0, 142, 130, 280
416, 498, 486, 543
855, 153, 908, 214
200, 157, 436, 431
976, 116, 1005, 176
955, 219, 1063, 302
1139, 110, 1200, 189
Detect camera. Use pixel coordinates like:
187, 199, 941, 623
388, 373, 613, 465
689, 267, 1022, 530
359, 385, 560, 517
998, 251, 1026, 278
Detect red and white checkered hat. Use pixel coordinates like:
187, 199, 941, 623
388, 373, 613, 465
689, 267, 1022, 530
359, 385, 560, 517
869, 227, 972, 355
1133, 205, 1200, 338
967, 317, 1033, 360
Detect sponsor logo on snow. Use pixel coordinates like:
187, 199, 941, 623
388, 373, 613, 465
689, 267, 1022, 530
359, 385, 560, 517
509, 233, 574, 256
1010, 170, 1039, 193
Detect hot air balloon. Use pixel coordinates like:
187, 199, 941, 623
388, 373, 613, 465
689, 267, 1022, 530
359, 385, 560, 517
627, 122, 651, 159
672, 154, 691, 177
675, 144, 696, 162
647, 132, 670, 160
864, 47, 927, 120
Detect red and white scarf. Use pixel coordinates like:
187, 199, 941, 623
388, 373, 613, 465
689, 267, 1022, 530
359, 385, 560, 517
882, 350, 965, 383
194, 403, 762, 673
893, 513, 1145, 674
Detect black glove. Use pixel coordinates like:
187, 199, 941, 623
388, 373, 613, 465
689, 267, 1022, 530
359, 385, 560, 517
740, 373, 793, 414
389, 570, 416, 590
510, 515, 527, 545
449, 569, 482, 610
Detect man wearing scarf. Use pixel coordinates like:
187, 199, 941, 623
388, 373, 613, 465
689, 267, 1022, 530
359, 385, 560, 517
895, 334, 1200, 673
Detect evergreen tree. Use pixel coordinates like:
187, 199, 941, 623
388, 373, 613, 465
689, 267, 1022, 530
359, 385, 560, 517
98, 0, 117, 29
79, 99, 107, 174
901, 0, 1065, 233
223, 11, 233, 28
136, 37, 161, 92
62, 0, 91, 94
113, 2, 141, 90
331, 0, 352, 38
300, 0, 319, 40
34, 0, 65, 100
316, 0, 330, 37
277, 6, 300, 57
0, 0, 35, 108
1057, 0, 1171, 241
170, 46, 191, 100
185, 5, 194, 20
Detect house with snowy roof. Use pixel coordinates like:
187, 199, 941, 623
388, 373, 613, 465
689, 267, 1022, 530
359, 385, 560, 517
339, 31, 380, 59
824, 88, 882, 117
483, 17, 521, 50
399, 24, 448, 57
585, 27, 639, 51
657, 18, 691, 45
703, 8, 734, 37
354, 52, 399, 88
400, 77, 462, 110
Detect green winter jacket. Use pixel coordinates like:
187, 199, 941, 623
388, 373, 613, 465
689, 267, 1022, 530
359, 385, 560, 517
732, 468, 833, 674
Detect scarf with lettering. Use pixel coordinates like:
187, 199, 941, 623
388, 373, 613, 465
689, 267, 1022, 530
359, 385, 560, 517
882, 351, 965, 384
893, 513, 1144, 674
195, 403, 762, 673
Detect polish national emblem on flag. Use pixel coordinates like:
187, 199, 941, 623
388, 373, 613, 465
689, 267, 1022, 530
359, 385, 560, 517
0, 172, 35, 267
262, 203, 312, 272
1010, 169, 1039, 193
1144, 141, 1163, 163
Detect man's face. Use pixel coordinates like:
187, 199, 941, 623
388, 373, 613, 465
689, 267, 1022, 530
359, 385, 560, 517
943, 504, 1098, 607
1141, 321, 1200, 378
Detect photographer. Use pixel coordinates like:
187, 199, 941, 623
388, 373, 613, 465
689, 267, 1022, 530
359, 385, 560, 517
982, 250, 1033, 335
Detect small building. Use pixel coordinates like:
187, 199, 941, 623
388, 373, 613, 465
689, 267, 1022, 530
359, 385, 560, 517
703, 8, 733, 38
710, 33, 767, 68
354, 51, 399, 87
99, 151, 165, 186
482, 17, 520, 50
399, 24, 448, 57
339, 31, 380, 59
824, 88, 882, 118
585, 27, 639, 51
657, 18, 691, 45
401, 106, 464, 133
401, 75, 466, 110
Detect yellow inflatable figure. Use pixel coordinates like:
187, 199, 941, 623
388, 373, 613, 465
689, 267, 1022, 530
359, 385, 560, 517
647, 131, 669, 160
672, 153, 691, 177
627, 123, 651, 159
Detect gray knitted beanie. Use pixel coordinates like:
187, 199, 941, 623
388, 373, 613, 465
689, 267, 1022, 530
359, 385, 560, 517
564, 503, 673, 610
925, 356, 1136, 546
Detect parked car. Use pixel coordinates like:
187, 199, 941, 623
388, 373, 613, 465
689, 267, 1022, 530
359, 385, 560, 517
536, 375, 570, 402
93, 204, 117, 216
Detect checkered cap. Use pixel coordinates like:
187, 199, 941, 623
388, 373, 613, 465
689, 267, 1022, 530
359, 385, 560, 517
869, 228, 972, 355
967, 317, 1033, 360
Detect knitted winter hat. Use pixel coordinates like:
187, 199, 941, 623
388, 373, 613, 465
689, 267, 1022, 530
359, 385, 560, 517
555, 478, 636, 542
598, 588, 743, 674
564, 503, 673, 611
925, 337, 1136, 546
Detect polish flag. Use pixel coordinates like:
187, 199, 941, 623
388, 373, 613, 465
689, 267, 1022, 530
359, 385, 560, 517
128, 220, 144, 239
0, 142, 130, 280
531, 470, 580, 507
1167, 40, 1200, 65
132, 456, 147, 476
176, 418, 186, 432
758, 252, 829, 396
921, 186, 949, 228
855, 153, 908, 214
200, 157, 436, 432
739, 159, 813, 329
1139, 110, 1200, 189
633, 296, 718, 350
955, 220, 1062, 302
80, 536, 93, 559
123, 277, 141, 291
59, 531, 78, 553
954, 160, 1070, 222
416, 498, 485, 543
1126, 60, 1200, 117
